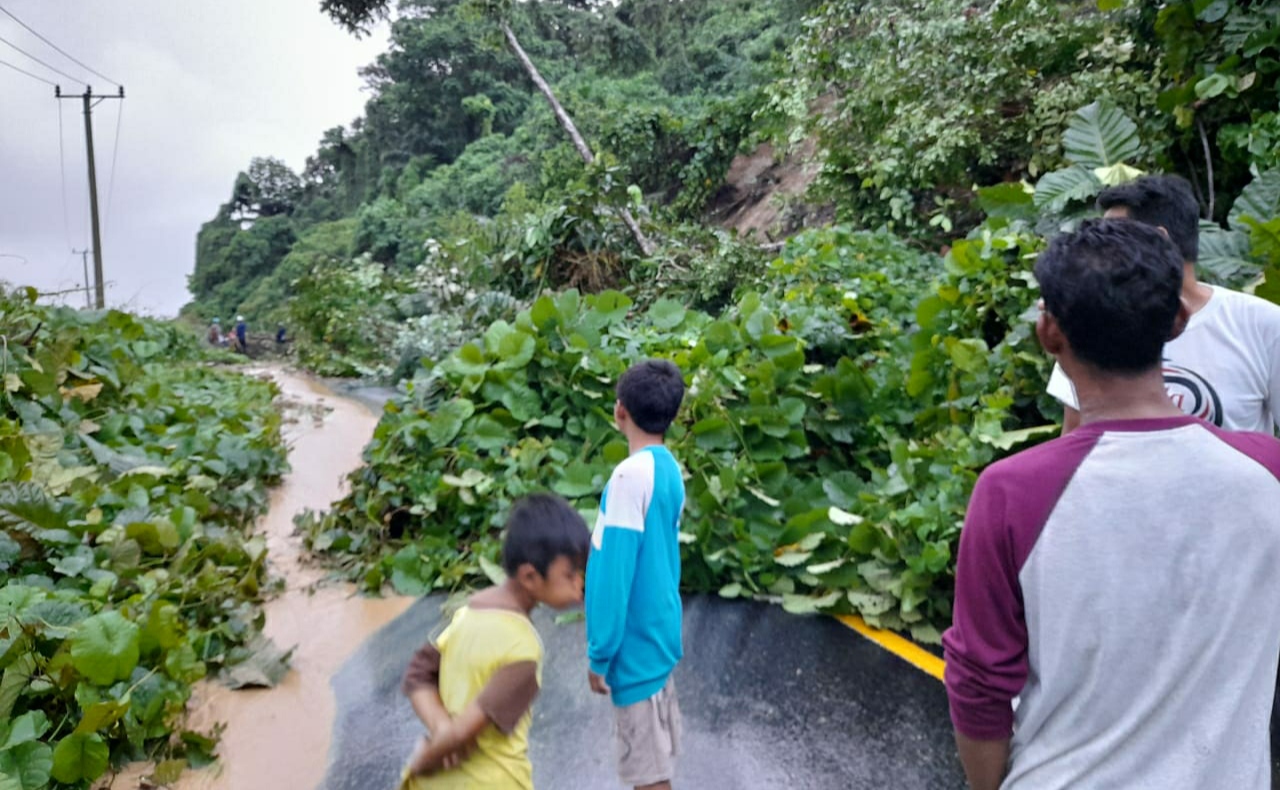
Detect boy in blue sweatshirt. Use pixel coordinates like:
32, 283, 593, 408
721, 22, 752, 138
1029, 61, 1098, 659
586, 358, 686, 790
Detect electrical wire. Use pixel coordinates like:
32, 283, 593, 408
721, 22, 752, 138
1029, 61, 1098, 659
0, 54, 55, 86
0, 32, 88, 84
104, 99, 123, 235
57, 102, 74, 251
0, 4, 118, 86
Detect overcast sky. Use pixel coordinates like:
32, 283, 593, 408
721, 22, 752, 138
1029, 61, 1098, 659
0, 0, 387, 316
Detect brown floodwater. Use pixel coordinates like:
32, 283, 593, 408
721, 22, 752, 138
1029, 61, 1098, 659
100, 368, 412, 790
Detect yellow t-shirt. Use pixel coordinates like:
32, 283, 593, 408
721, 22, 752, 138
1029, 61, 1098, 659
401, 606, 544, 790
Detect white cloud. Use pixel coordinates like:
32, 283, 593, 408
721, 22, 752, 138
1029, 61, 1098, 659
0, 0, 386, 316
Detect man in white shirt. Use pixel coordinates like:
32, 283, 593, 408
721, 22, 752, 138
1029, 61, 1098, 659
1047, 174, 1280, 434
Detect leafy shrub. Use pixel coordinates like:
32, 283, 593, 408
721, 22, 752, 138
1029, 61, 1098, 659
0, 289, 288, 787
302, 228, 1058, 638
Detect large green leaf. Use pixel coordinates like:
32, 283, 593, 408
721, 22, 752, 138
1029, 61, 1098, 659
1062, 101, 1141, 168
0, 712, 49, 751
1033, 165, 1102, 214
0, 741, 52, 790
426, 399, 475, 446
1228, 169, 1280, 230
1198, 224, 1259, 286
50, 733, 110, 784
70, 611, 141, 686
0, 483, 69, 535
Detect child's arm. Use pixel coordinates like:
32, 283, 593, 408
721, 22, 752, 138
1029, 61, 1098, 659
585, 471, 647, 686
406, 659, 539, 777
402, 644, 452, 735
406, 701, 489, 775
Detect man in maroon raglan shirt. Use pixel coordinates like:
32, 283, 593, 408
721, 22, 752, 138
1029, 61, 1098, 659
944, 219, 1280, 789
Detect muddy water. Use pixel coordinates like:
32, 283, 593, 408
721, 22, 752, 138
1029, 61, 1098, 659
104, 368, 412, 790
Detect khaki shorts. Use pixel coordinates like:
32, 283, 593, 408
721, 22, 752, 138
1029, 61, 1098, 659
613, 677, 682, 787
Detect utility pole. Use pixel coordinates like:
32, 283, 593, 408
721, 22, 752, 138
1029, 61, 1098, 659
72, 248, 92, 307
56, 84, 124, 309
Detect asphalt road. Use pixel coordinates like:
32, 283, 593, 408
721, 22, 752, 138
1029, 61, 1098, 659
319, 595, 965, 790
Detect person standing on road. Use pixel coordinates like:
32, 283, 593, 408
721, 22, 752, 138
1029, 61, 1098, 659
586, 359, 687, 790
945, 219, 1280, 789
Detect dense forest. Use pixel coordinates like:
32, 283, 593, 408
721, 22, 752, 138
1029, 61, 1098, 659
189, 0, 1280, 633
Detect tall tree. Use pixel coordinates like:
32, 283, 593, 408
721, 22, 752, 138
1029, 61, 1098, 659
321, 0, 655, 255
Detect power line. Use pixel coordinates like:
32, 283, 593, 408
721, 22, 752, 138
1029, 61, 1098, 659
0, 4, 118, 86
0, 54, 55, 86
0, 32, 89, 84
57, 102, 74, 251
104, 99, 123, 234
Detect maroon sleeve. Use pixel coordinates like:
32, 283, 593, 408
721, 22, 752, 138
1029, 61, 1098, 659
1200, 425, 1280, 479
402, 643, 441, 696
942, 430, 1101, 740
475, 660, 540, 734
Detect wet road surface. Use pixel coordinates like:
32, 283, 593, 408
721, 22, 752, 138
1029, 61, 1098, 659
322, 595, 967, 790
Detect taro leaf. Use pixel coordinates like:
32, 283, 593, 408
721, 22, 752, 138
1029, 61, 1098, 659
718, 582, 743, 599
780, 591, 841, 615
163, 643, 207, 684
0, 533, 19, 571
426, 399, 475, 446
443, 343, 489, 377
590, 291, 632, 324
529, 295, 560, 331
22, 599, 90, 631
1033, 165, 1102, 214
0, 482, 69, 535
0, 711, 50, 750
73, 699, 130, 735
50, 732, 109, 784
910, 623, 942, 645
1243, 216, 1280, 261
690, 417, 736, 451
0, 653, 36, 721
1228, 169, 1280, 230
220, 633, 292, 689
477, 555, 506, 586
551, 463, 599, 498
493, 330, 536, 371
976, 181, 1035, 220
1198, 224, 1259, 285
0, 587, 46, 622
79, 434, 152, 475
467, 415, 510, 451
70, 611, 141, 686
647, 299, 687, 330
847, 590, 897, 617
0, 740, 53, 790
388, 546, 431, 597
1062, 101, 1141, 169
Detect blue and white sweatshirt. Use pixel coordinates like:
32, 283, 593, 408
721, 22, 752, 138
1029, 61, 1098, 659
585, 445, 685, 707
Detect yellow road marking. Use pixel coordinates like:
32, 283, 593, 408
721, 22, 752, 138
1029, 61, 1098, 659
836, 614, 945, 682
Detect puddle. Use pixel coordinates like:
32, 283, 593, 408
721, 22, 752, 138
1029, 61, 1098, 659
100, 367, 413, 790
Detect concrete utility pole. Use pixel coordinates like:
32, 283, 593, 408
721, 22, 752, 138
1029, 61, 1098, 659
56, 84, 124, 309
72, 248, 92, 307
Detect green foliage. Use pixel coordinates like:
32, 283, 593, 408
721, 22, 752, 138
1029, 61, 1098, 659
782, 0, 1160, 236
0, 290, 288, 788
302, 228, 1056, 636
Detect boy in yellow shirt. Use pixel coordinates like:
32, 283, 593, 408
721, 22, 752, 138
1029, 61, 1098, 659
399, 493, 590, 789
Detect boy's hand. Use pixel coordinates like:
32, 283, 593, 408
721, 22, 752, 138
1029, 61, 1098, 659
588, 670, 610, 695
407, 728, 475, 777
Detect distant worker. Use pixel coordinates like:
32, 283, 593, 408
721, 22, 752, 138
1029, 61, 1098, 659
207, 317, 224, 347
276, 324, 287, 345
235, 315, 248, 355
